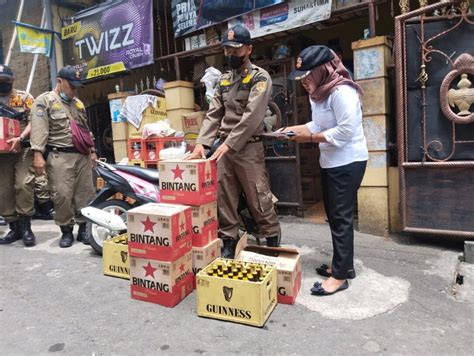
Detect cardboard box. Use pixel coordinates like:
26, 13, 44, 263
112, 121, 128, 141
103, 234, 130, 280
191, 201, 218, 247
164, 81, 194, 110
192, 238, 221, 288
0, 117, 20, 153
113, 139, 128, 162
235, 234, 302, 305
166, 108, 193, 132
128, 98, 167, 138
196, 258, 278, 327
130, 252, 193, 307
159, 159, 217, 205
182, 111, 205, 136
127, 203, 192, 261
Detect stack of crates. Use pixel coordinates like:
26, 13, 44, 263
127, 137, 184, 168
158, 159, 220, 288
127, 203, 194, 308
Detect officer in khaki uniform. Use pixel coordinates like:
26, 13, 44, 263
30, 66, 96, 248
0, 64, 36, 246
188, 25, 280, 258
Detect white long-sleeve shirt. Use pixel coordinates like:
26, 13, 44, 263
305, 85, 368, 169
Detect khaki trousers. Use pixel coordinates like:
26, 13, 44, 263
0, 148, 35, 222
218, 142, 280, 241
34, 173, 50, 203
46, 151, 94, 226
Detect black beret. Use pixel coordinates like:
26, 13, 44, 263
222, 25, 252, 48
288, 45, 334, 80
57, 66, 83, 87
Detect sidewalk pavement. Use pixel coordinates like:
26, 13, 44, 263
0, 218, 472, 355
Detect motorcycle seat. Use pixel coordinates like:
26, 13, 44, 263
112, 164, 159, 183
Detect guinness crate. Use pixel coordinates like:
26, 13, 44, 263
103, 234, 130, 280
130, 252, 193, 308
196, 258, 277, 327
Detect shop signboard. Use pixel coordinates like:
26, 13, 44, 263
61, 0, 153, 81
172, 0, 284, 38
229, 0, 332, 38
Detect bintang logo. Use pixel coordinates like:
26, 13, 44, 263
202, 161, 215, 189
161, 164, 197, 192
176, 213, 189, 242
130, 215, 170, 246
131, 261, 170, 292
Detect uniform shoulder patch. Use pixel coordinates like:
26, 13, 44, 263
256, 81, 267, 93
75, 100, 85, 110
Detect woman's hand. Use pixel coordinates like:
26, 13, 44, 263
281, 125, 313, 143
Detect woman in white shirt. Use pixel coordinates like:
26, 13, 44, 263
285, 45, 368, 296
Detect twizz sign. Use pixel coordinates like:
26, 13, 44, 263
61, 0, 153, 80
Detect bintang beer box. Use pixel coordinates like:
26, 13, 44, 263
0, 117, 20, 152
196, 258, 278, 327
159, 159, 217, 206
192, 238, 221, 289
191, 201, 218, 247
130, 252, 193, 307
127, 203, 192, 262
235, 234, 302, 305
103, 234, 130, 280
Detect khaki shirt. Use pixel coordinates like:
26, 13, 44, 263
0, 89, 34, 131
30, 91, 90, 153
196, 61, 272, 152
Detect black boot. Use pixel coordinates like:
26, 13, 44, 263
76, 223, 89, 245
222, 239, 239, 259
59, 226, 74, 248
33, 200, 54, 220
0, 215, 6, 226
19, 215, 36, 247
0, 220, 21, 244
266, 236, 280, 247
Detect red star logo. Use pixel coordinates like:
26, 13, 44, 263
143, 262, 157, 278
206, 171, 211, 180
211, 250, 216, 258
180, 221, 185, 231
172, 164, 185, 180
179, 263, 185, 273
141, 216, 156, 233
207, 209, 212, 217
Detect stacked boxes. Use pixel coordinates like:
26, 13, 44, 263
127, 203, 193, 307
182, 111, 205, 150
128, 98, 167, 138
164, 81, 195, 132
159, 159, 219, 288
108, 92, 132, 162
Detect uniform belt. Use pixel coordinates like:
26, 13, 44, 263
219, 135, 261, 144
46, 145, 80, 153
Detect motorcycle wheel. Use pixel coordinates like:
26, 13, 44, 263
88, 199, 132, 255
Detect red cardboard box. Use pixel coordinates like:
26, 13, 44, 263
127, 203, 192, 261
130, 252, 193, 308
191, 201, 218, 247
159, 159, 217, 205
191, 238, 221, 289
0, 117, 20, 152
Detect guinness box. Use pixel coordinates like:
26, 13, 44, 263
127, 203, 192, 262
159, 159, 217, 205
191, 201, 218, 247
0, 117, 20, 153
130, 252, 193, 308
235, 234, 302, 305
192, 238, 221, 289
103, 234, 130, 280
196, 258, 277, 327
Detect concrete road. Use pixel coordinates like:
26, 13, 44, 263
1, 218, 473, 355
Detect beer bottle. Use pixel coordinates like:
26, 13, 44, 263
228, 272, 234, 279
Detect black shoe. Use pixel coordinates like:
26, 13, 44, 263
33, 200, 54, 220
266, 236, 280, 247
311, 280, 349, 296
0, 221, 21, 244
222, 239, 239, 259
19, 215, 36, 247
315, 264, 356, 279
0, 216, 6, 226
76, 223, 89, 245
59, 226, 74, 248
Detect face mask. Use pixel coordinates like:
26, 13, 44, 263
0, 82, 13, 94
59, 91, 72, 102
228, 55, 245, 70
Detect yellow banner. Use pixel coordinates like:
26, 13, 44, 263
61, 22, 81, 40
17, 25, 52, 56
86, 62, 126, 79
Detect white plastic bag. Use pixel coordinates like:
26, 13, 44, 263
201, 67, 222, 103
142, 120, 176, 139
